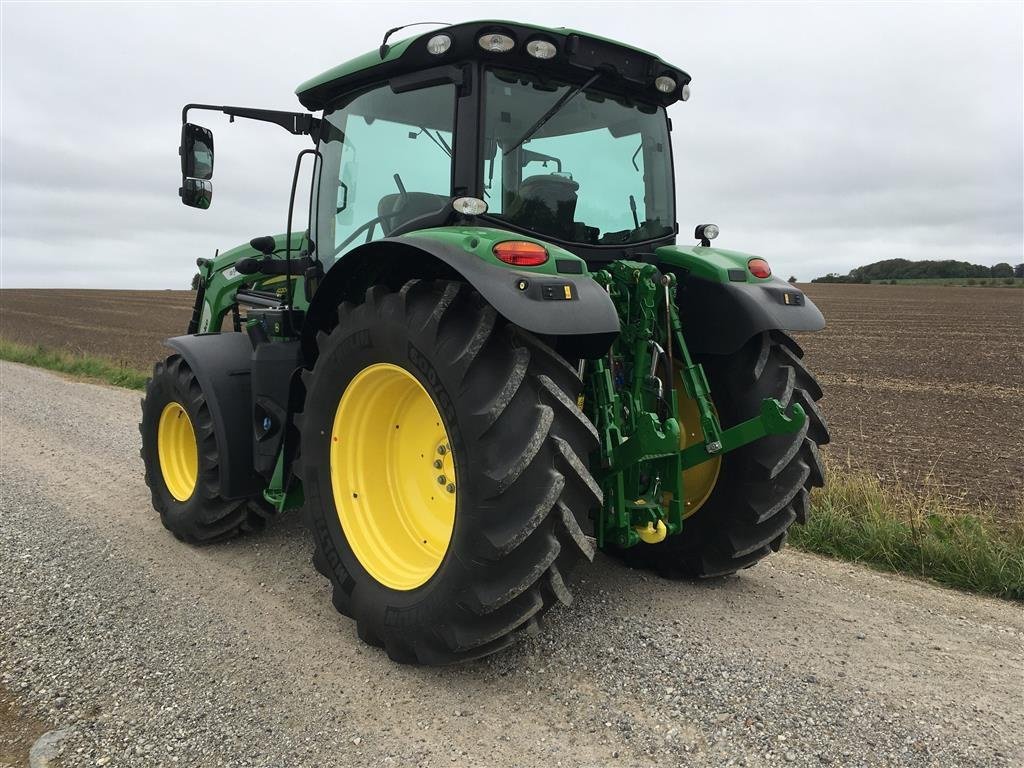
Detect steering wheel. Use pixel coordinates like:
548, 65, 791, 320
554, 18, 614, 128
332, 174, 409, 257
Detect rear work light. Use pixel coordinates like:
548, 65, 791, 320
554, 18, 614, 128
493, 241, 548, 267
747, 258, 772, 279
526, 39, 557, 59
478, 33, 515, 53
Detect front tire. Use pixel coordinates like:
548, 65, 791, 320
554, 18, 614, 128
298, 280, 600, 664
618, 330, 829, 577
140, 354, 272, 543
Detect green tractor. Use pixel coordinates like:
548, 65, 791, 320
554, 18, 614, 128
141, 21, 829, 664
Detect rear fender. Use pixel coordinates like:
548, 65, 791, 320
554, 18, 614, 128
655, 244, 825, 355
304, 234, 620, 360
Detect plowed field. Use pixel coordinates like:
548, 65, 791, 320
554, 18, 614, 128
2, 284, 1021, 513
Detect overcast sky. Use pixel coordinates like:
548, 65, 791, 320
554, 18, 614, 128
1, 1, 1021, 288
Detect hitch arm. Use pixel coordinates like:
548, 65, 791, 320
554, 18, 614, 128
680, 398, 806, 470
664, 281, 806, 471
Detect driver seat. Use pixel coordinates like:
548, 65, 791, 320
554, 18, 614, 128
505, 174, 580, 240
377, 192, 449, 234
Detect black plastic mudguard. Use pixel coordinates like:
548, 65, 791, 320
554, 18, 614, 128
165, 333, 261, 500
676, 274, 825, 355
304, 237, 621, 359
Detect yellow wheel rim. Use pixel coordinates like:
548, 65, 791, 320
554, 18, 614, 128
330, 363, 456, 591
677, 370, 722, 519
157, 401, 198, 502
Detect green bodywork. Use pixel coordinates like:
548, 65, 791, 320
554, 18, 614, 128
202, 227, 804, 545
195, 233, 307, 333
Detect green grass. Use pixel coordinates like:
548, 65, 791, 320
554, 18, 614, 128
0, 339, 149, 390
792, 460, 1024, 601
3, 339, 1021, 600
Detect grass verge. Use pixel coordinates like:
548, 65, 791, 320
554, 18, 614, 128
791, 459, 1024, 601
0, 339, 149, 390
2, 339, 1021, 601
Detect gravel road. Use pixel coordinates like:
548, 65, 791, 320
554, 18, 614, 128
1, 361, 1021, 767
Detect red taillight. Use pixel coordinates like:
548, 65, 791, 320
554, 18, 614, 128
493, 240, 548, 267
748, 258, 772, 279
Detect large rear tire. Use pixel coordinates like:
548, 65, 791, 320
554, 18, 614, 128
140, 354, 273, 543
618, 330, 829, 577
298, 280, 600, 664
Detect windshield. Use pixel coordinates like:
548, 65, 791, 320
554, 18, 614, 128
483, 69, 675, 246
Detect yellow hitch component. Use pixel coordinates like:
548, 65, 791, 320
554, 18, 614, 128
157, 401, 198, 501
330, 363, 456, 591
635, 519, 668, 544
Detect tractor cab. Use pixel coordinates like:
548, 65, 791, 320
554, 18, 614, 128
299, 22, 689, 265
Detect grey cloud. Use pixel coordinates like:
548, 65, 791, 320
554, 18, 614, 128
1, 2, 1021, 289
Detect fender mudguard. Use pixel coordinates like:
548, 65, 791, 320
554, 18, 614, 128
304, 236, 620, 359
674, 274, 825, 355
165, 333, 261, 500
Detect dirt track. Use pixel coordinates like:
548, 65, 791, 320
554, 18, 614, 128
1, 361, 1022, 767
1, 284, 1021, 513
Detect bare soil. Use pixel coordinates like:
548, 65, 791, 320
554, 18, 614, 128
2, 283, 1021, 513
794, 283, 1023, 514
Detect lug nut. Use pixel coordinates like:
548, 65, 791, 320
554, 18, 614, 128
433, 459, 443, 469
446, 483, 456, 494
437, 475, 447, 485
437, 445, 447, 455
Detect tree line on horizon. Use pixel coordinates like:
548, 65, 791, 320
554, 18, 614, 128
811, 258, 1023, 283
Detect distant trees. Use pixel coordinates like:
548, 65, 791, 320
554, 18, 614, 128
191, 273, 202, 290
991, 263, 1014, 279
787, 275, 798, 284
812, 259, 1010, 283
1015, 264, 1024, 278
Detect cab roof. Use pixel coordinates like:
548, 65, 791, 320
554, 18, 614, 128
295, 20, 690, 112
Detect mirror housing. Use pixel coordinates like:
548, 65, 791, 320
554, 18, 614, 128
180, 123, 214, 208
180, 178, 212, 209
181, 123, 214, 179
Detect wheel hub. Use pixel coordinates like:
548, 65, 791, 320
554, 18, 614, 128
157, 401, 198, 502
330, 363, 456, 590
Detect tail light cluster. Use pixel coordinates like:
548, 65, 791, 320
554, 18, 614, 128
493, 241, 548, 267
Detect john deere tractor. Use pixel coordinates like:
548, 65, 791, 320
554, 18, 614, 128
141, 21, 829, 664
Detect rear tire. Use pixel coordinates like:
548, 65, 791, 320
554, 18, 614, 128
298, 280, 600, 664
617, 331, 829, 577
140, 354, 273, 543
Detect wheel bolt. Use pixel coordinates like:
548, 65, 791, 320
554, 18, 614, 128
437, 475, 446, 485
437, 445, 447, 455
446, 483, 456, 494
433, 459, 443, 469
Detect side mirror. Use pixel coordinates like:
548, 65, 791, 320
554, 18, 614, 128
180, 123, 214, 208
180, 178, 212, 209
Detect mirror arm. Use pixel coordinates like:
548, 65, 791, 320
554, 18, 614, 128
182, 103, 320, 137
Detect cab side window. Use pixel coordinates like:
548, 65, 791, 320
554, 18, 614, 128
317, 83, 456, 263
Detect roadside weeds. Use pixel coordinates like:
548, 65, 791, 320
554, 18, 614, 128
0, 339, 148, 390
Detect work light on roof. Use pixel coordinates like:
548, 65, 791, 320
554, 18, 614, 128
478, 33, 515, 53
654, 75, 677, 94
426, 34, 452, 55
526, 39, 557, 60
680, 83, 691, 102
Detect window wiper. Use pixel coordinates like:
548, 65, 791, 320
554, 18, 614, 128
503, 71, 602, 156
411, 126, 452, 157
